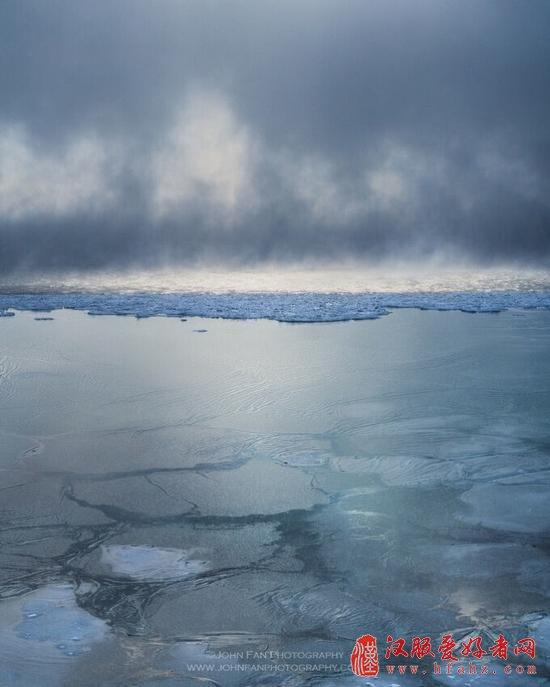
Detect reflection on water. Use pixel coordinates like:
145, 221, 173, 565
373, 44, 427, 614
0, 308, 549, 686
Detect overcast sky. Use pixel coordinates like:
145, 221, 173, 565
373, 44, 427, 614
1, 0, 549, 273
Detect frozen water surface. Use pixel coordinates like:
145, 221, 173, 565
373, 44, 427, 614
0, 584, 109, 686
99, 545, 209, 582
1, 289, 550, 322
0, 307, 549, 685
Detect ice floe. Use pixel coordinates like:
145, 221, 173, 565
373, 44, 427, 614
100, 544, 209, 582
1, 290, 550, 322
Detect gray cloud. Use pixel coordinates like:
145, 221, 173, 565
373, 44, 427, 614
1, 0, 550, 273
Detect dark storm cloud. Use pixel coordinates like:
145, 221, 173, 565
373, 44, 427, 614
1, 0, 549, 273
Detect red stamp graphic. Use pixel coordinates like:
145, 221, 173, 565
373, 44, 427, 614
351, 634, 379, 677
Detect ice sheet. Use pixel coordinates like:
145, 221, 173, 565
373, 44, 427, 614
1, 308, 549, 686
1, 289, 550, 322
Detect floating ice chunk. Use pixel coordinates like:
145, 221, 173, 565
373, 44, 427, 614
1, 290, 550, 322
100, 544, 209, 582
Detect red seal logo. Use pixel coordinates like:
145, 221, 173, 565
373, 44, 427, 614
351, 634, 379, 677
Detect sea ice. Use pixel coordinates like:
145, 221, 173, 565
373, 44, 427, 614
15, 585, 107, 652
1, 290, 550, 322
459, 484, 550, 533
100, 544, 209, 582
0, 584, 109, 685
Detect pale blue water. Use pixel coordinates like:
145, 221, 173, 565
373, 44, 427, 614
0, 308, 549, 686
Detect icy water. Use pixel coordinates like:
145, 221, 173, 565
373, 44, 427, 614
0, 308, 549, 686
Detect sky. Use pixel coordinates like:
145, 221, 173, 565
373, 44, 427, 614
1, 0, 549, 274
